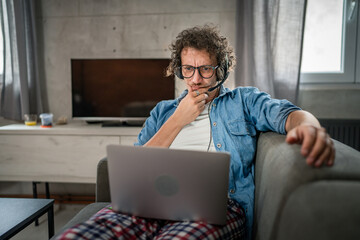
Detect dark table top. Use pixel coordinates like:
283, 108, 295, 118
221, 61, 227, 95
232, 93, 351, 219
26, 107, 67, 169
0, 198, 54, 239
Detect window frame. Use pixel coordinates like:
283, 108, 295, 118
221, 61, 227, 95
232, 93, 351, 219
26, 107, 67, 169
300, 0, 359, 84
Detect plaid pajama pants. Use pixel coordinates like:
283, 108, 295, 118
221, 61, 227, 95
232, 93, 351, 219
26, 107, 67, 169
57, 199, 246, 240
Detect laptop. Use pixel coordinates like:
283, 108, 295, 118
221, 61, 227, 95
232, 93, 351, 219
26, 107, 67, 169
106, 145, 231, 225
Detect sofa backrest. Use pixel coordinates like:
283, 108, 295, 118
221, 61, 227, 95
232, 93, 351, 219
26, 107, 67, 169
254, 132, 360, 240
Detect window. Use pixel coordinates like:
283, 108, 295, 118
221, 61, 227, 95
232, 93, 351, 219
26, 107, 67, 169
300, 0, 359, 83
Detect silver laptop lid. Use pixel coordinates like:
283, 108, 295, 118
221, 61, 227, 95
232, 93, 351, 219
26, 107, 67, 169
106, 145, 230, 225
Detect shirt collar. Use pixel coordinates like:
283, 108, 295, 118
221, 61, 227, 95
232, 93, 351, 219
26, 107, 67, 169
218, 85, 234, 98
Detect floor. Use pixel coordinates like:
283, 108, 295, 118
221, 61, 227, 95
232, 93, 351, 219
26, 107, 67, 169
11, 203, 87, 240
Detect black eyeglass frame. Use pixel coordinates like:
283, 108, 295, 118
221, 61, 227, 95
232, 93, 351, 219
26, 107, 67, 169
178, 65, 219, 79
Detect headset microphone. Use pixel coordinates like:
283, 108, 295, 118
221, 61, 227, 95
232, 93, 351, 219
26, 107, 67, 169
207, 78, 225, 92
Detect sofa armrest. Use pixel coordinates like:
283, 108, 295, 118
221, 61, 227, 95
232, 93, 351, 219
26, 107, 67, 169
254, 132, 360, 240
96, 157, 111, 202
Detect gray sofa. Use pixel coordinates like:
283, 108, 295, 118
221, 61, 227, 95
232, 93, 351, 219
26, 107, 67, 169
54, 132, 360, 240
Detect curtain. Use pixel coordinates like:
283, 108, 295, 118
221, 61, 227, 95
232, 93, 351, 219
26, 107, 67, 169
0, 0, 44, 121
235, 0, 307, 104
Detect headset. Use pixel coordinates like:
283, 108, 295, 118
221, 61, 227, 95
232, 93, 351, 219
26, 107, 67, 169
175, 53, 229, 93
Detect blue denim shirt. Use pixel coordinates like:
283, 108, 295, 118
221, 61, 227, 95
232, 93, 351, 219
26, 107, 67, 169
135, 86, 301, 238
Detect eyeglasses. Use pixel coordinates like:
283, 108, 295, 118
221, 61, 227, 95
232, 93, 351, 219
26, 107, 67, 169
178, 65, 219, 79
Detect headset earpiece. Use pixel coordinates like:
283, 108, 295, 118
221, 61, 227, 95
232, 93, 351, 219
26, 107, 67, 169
208, 53, 229, 92
216, 53, 229, 82
219, 53, 229, 81
174, 66, 184, 79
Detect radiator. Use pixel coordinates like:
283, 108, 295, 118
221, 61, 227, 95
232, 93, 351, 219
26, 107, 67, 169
319, 119, 360, 151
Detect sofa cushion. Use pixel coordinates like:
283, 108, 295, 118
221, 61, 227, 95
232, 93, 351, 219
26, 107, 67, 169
278, 180, 360, 240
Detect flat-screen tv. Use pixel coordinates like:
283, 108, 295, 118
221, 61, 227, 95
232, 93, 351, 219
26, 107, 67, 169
71, 59, 175, 125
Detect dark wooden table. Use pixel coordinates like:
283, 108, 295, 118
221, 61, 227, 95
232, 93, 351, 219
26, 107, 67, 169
0, 198, 54, 240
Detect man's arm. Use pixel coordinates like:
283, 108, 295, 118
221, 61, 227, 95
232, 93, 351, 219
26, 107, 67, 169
285, 110, 335, 167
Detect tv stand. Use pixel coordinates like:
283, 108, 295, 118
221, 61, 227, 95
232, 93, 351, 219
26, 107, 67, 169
101, 120, 145, 127
0, 122, 142, 183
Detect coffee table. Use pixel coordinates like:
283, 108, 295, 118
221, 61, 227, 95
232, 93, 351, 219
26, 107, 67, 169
0, 198, 54, 240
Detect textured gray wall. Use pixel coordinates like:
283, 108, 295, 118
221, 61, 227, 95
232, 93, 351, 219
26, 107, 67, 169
37, 0, 236, 120
34, 0, 359, 121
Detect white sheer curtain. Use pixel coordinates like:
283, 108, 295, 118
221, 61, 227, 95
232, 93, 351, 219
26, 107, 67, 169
235, 0, 307, 104
0, 0, 45, 121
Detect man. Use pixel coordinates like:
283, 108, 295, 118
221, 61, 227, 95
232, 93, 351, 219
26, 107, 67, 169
58, 25, 334, 240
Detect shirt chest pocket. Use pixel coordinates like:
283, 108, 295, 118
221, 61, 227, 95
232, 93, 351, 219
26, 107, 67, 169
226, 119, 257, 166
227, 119, 257, 136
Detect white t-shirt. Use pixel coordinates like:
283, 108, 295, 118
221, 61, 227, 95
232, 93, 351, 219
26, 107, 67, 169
169, 103, 216, 152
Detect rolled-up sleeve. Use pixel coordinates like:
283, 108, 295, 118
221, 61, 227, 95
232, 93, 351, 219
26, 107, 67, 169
134, 106, 159, 146
134, 100, 177, 146
243, 87, 301, 134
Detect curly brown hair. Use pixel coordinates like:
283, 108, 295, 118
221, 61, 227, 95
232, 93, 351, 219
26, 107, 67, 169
166, 24, 236, 81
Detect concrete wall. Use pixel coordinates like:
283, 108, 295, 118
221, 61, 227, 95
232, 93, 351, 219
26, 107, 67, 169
35, 0, 360, 121
37, 0, 237, 120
